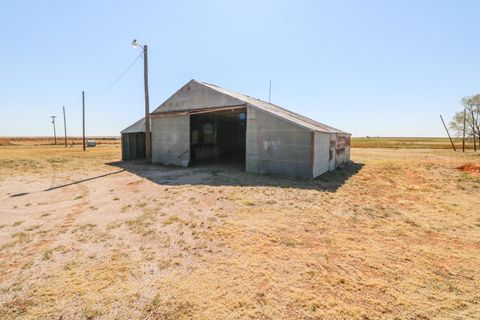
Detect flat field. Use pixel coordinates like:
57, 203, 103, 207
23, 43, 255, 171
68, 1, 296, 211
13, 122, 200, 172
352, 137, 476, 149
0, 141, 479, 319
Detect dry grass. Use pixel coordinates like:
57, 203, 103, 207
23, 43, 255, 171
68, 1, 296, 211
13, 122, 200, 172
352, 137, 477, 149
0, 136, 119, 146
0, 140, 479, 319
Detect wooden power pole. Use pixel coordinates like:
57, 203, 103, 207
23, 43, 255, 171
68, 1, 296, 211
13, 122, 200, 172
440, 114, 456, 151
82, 91, 86, 151
50, 116, 57, 145
462, 107, 466, 152
143, 45, 151, 163
62, 106, 67, 147
471, 109, 477, 152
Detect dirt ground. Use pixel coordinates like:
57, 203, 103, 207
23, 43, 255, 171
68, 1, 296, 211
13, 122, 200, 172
0, 144, 479, 319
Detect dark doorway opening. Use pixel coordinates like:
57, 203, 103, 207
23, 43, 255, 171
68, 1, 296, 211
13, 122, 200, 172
190, 108, 247, 167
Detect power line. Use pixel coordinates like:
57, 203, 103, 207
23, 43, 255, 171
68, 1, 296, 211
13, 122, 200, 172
86, 51, 143, 96
0, 114, 49, 118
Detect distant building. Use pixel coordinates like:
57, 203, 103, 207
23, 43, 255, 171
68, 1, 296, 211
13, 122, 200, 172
121, 80, 350, 179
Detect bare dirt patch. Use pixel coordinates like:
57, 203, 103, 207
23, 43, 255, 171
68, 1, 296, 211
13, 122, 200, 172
457, 163, 480, 176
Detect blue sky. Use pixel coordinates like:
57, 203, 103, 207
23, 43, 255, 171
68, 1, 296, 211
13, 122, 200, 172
1, 0, 479, 137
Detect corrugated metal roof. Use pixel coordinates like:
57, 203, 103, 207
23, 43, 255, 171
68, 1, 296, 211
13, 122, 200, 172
196, 81, 348, 134
121, 117, 146, 133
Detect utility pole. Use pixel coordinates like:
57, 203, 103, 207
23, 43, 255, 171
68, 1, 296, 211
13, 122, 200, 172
62, 106, 67, 147
82, 91, 86, 151
462, 107, 466, 152
440, 114, 456, 151
471, 109, 477, 152
132, 39, 151, 162
143, 45, 151, 162
50, 116, 57, 145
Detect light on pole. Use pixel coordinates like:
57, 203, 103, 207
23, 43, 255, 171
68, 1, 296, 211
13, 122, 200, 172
132, 39, 151, 163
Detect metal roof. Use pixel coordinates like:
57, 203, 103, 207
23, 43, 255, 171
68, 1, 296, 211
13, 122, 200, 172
195, 81, 348, 134
121, 117, 146, 133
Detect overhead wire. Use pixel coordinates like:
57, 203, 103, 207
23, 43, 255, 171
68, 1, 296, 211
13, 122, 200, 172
3, 52, 144, 124
85, 51, 143, 96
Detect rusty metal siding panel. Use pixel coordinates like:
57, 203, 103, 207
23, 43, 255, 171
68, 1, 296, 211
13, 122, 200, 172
334, 133, 351, 166
151, 115, 190, 167
329, 134, 337, 171
246, 106, 313, 179
313, 132, 331, 178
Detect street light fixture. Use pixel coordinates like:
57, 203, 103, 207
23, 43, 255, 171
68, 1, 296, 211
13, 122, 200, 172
132, 39, 142, 49
132, 39, 151, 162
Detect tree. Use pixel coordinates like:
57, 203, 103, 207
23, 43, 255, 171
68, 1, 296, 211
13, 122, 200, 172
450, 94, 480, 150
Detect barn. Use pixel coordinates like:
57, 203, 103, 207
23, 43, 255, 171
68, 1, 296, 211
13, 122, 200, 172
122, 80, 351, 179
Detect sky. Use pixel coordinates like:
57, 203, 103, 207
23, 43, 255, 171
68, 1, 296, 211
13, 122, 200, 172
1, 0, 479, 137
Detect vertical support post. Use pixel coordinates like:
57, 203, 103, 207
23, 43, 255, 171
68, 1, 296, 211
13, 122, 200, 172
471, 109, 477, 152
82, 91, 86, 151
63, 106, 67, 147
143, 45, 151, 162
440, 115, 456, 151
462, 107, 466, 152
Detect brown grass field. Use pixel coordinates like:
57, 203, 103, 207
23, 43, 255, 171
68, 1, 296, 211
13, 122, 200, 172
352, 137, 477, 149
0, 138, 479, 319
